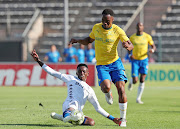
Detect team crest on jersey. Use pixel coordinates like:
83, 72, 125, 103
142, 37, 146, 41
106, 31, 113, 36
96, 30, 100, 34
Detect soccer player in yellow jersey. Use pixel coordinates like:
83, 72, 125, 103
128, 22, 156, 104
69, 9, 134, 127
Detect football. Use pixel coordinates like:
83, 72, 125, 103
70, 109, 85, 125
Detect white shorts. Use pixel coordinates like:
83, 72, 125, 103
62, 100, 80, 112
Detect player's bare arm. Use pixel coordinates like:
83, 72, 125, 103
69, 37, 94, 45
149, 44, 156, 53
122, 40, 134, 51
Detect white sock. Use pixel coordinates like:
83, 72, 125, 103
105, 89, 111, 96
137, 82, 145, 101
51, 112, 63, 121
119, 102, 127, 119
130, 78, 133, 85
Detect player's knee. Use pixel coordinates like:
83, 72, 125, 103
100, 80, 111, 93
85, 117, 95, 126
133, 80, 137, 84
140, 80, 144, 83
100, 83, 111, 93
88, 119, 95, 126
101, 85, 111, 93
140, 77, 145, 83
133, 78, 138, 84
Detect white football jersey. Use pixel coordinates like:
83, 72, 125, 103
42, 64, 109, 118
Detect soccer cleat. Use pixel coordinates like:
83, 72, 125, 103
136, 99, 144, 104
105, 92, 113, 105
119, 118, 127, 127
51, 112, 63, 121
128, 83, 133, 91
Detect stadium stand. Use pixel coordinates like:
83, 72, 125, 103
0, 0, 179, 62
152, 0, 180, 62
0, 0, 142, 60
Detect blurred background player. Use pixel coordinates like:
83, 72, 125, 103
69, 9, 134, 127
44, 45, 62, 63
77, 44, 85, 63
63, 43, 77, 63
85, 43, 95, 63
128, 22, 156, 104
31, 49, 120, 126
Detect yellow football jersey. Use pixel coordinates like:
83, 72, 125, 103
130, 32, 154, 60
89, 23, 129, 65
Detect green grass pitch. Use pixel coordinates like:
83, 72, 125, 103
0, 85, 180, 129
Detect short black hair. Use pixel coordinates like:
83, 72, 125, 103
77, 63, 88, 69
102, 9, 114, 16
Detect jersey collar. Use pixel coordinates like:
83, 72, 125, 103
136, 32, 144, 36
102, 25, 112, 30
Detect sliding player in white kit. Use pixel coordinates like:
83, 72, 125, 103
31, 49, 120, 126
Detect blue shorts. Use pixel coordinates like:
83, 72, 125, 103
63, 110, 72, 118
131, 58, 149, 77
96, 58, 128, 86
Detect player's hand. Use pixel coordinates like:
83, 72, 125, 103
122, 41, 130, 50
122, 41, 128, 48
149, 48, 155, 53
69, 38, 78, 45
31, 49, 40, 62
122, 40, 134, 51
113, 118, 120, 124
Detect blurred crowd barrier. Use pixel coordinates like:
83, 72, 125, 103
0, 63, 95, 87
0, 63, 179, 87
124, 63, 180, 87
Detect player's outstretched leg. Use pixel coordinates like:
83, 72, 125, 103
51, 112, 63, 121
